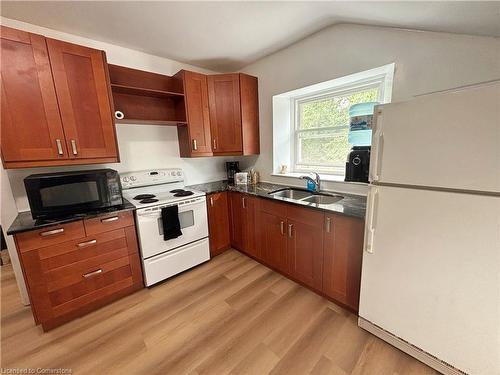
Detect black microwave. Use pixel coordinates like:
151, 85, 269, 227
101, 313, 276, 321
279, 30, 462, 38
24, 169, 123, 219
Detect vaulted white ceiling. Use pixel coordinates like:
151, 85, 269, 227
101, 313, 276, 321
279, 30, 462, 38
2, 1, 499, 72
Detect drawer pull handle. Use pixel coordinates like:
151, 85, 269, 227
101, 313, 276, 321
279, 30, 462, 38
326, 217, 331, 233
71, 139, 78, 155
77, 239, 97, 248
280, 221, 284, 235
101, 216, 119, 223
40, 228, 64, 237
288, 224, 293, 238
210, 197, 214, 207
55, 139, 63, 155
83, 269, 102, 278
192, 139, 198, 151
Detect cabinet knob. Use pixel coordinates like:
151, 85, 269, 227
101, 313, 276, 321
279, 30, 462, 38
210, 197, 214, 207
326, 217, 331, 233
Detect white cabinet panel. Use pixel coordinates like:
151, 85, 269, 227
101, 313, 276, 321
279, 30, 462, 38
360, 185, 500, 375
370, 82, 500, 193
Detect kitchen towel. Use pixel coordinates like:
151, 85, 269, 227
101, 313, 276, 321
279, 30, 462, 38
161, 205, 182, 240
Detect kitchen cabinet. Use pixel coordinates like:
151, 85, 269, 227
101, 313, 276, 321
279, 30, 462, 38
47, 38, 118, 160
14, 211, 143, 331
286, 205, 324, 290
229, 192, 258, 259
0, 26, 67, 165
257, 199, 288, 273
177, 70, 212, 157
207, 192, 231, 257
207, 73, 259, 156
0, 26, 119, 168
322, 213, 364, 311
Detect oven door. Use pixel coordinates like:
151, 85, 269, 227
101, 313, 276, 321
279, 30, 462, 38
135, 196, 209, 259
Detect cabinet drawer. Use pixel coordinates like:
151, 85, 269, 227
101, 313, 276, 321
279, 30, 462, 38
16, 221, 86, 253
84, 211, 134, 235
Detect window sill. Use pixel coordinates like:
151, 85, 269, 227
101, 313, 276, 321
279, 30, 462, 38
270, 172, 368, 186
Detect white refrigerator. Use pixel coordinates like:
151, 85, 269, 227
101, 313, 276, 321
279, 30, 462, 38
358, 81, 500, 375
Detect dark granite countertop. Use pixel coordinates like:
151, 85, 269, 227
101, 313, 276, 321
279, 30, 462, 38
187, 181, 366, 219
7, 198, 136, 235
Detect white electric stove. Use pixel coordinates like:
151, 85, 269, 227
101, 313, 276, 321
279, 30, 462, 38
120, 169, 210, 286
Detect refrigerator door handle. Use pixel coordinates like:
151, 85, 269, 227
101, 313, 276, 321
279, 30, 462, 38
365, 188, 379, 253
371, 132, 384, 182
370, 109, 384, 182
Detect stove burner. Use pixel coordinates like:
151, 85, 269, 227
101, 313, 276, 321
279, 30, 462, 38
139, 198, 159, 203
170, 189, 185, 193
133, 194, 156, 200
174, 191, 194, 197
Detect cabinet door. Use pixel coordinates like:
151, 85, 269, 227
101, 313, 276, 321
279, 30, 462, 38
207, 74, 242, 155
258, 199, 287, 273
1, 26, 67, 164
322, 214, 364, 311
180, 71, 212, 156
229, 192, 245, 251
239, 73, 260, 155
286, 205, 324, 290
46, 38, 118, 160
207, 192, 230, 257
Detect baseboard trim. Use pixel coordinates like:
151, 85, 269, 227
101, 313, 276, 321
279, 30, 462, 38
358, 317, 467, 375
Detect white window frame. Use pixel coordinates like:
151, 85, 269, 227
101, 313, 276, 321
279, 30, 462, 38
272, 63, 394, 178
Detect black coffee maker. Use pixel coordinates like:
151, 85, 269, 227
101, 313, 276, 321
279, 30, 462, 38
345, 146, 370, 183
226, 161, 240, 182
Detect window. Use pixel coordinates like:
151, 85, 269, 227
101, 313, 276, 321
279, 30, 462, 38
293, 85, 381, 175
273, 63, 394, 179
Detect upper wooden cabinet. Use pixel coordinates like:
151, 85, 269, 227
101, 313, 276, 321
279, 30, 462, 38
0, 26, 68, 165
0, 26, 119, 168
207, 74, 243, 155
177, 70, 212, 157
207, 73, 260, 156
46, 39, 118, 160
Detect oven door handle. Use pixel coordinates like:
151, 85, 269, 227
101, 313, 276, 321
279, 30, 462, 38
136, 200, 205, 218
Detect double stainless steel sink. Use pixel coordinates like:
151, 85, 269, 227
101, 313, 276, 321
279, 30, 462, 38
268, 188, 344, 205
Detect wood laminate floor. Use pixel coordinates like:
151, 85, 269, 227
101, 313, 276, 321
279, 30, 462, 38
1, 250, 439, 375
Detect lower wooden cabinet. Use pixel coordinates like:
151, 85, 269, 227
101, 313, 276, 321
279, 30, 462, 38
14, 211, 143, 331
221, 192, 365, 312
286, 205, 324, 290
322, 213, 365, 311
229, 192, 258, 259
257, 198, 287, 273
206, 192, 231, 257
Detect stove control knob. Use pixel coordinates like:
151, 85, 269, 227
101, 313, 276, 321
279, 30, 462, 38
122, 177, 129, 183
171, 171, 176, 176
177, 172, 182, 176
130, 176, 137, 181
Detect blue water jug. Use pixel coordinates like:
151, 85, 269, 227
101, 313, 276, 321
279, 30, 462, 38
348, 102, 378, 146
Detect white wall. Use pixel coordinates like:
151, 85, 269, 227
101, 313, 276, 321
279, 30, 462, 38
0, 17, 251, 212
242, 23, 500, 195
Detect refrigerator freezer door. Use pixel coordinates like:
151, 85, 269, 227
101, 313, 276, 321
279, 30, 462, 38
370, 81, 500, 193
359, 185, 500, 375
